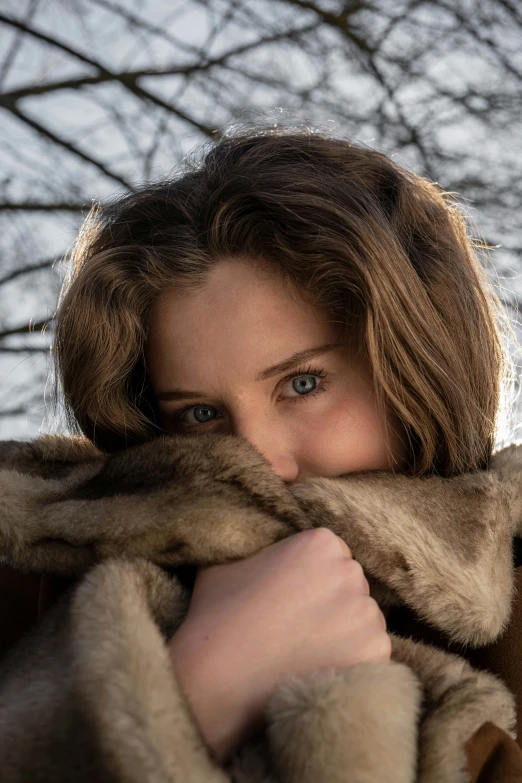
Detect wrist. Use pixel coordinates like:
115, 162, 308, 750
168, 624, 265, 765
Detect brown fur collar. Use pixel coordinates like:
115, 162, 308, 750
0, 433, 520, 646
0, 433, 521, 782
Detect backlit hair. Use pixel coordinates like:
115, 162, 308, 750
54, 128, 508, 476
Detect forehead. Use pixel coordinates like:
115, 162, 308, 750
145, 259, 339, 382
149, 259, 329, 336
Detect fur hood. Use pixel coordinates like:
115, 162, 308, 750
0, 432, 521, 782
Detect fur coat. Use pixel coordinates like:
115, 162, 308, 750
0, 431, 521, 782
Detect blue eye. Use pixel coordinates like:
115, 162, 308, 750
171, 364, 329, 430
291, 374, 318, 395
184, 405, 217, 425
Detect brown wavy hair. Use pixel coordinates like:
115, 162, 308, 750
54, 128, 507, 476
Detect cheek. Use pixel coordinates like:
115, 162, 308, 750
301, 398, 395, 474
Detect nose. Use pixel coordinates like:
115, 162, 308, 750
269, 458, 300, 485
234, 421, 300, 485
254, 445, 300, 485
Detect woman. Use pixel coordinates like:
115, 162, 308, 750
1, 126, 521, 779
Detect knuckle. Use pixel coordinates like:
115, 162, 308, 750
303, 527, 345, 553
373, 632, 392, 662
365, 596, 383, 619
346, 558, 364, 577
351, 596, 384, 629
344, 559, 369, 593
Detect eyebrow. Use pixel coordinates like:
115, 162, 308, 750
155, 342, 342, 402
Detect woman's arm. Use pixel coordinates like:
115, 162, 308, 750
168, 527, 390, 765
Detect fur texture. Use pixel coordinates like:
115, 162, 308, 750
0, 432, 520, 781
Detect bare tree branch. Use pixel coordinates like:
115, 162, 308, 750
497, 0, 522, 26
0, 259, 57, 286
0, 346, 50, 353
0, 11, 110, 71
0, 11, 318, 141
0, 201, 87, 212
0, 20, 320, 106
0, 319, 52, 339
0, 407, 28, 417
280, 0, 375, 53
0, 0, 40, 89
6, 105, 135, 189
86, 0, 204, 55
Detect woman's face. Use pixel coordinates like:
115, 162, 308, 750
146, 258, 408, 485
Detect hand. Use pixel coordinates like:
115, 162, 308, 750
168, 527, 390, 764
